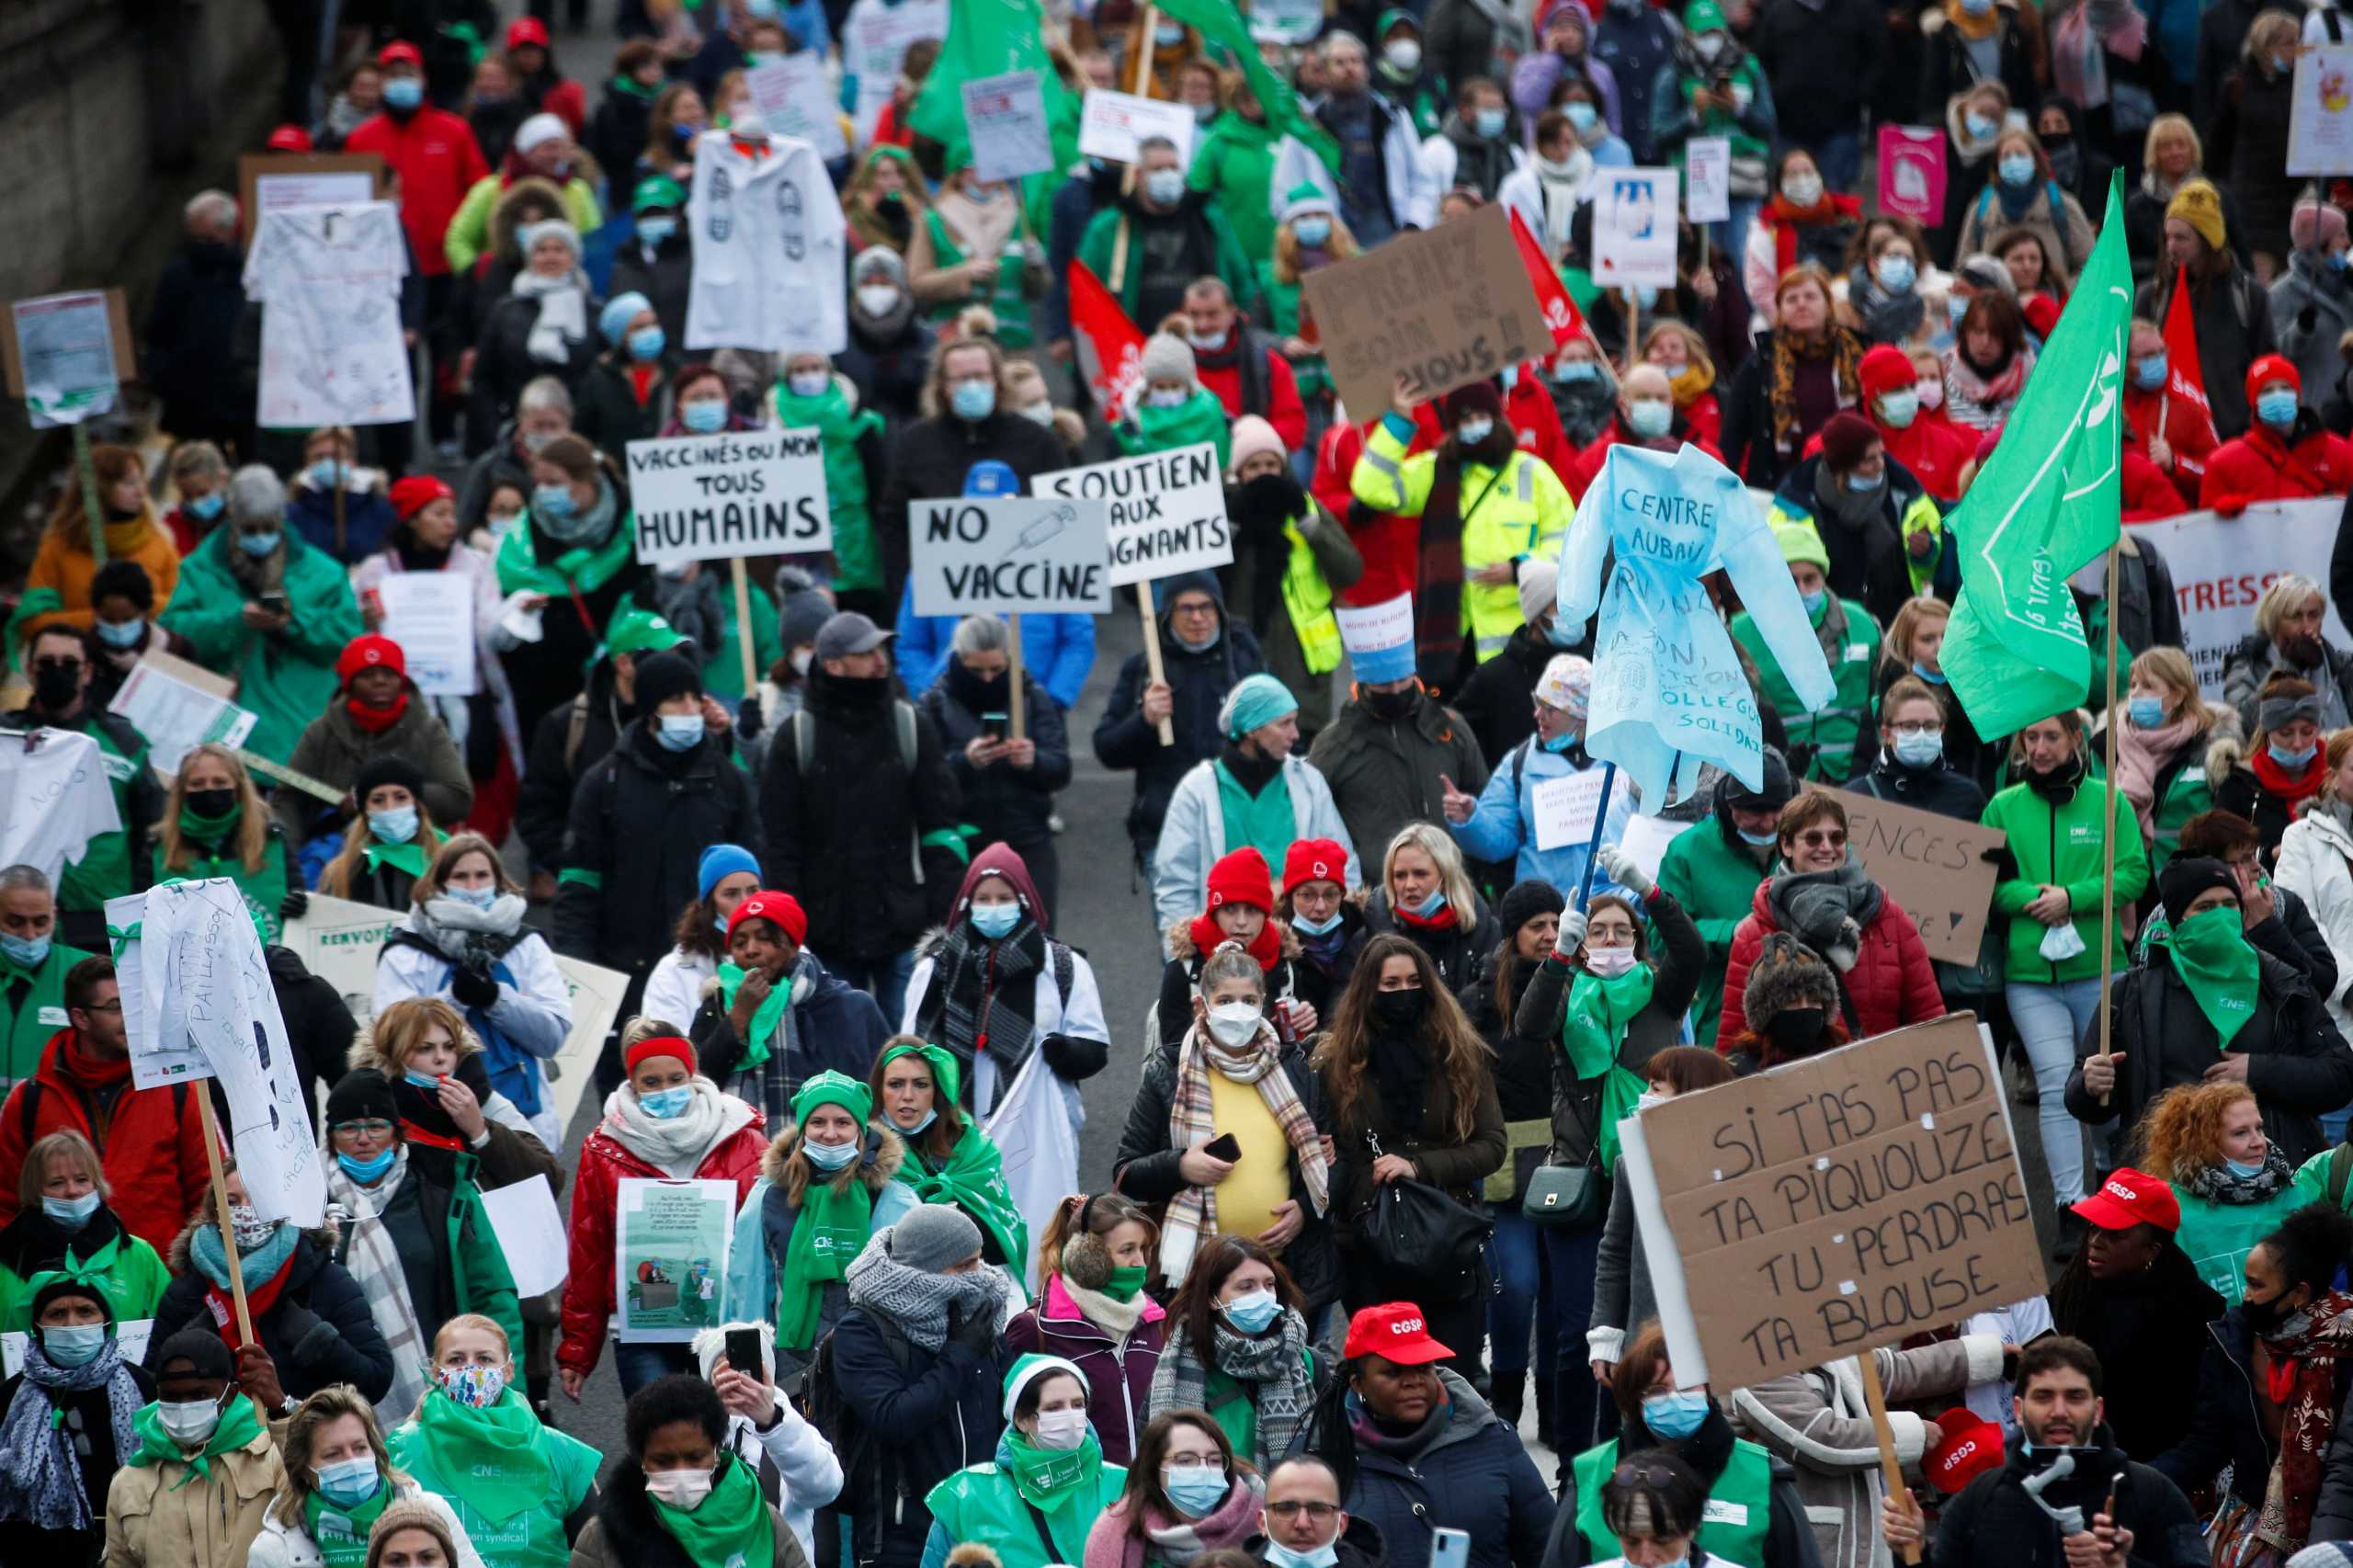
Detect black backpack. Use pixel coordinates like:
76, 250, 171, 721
802, 1312, 915, 1564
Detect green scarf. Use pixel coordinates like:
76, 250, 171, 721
895, 1124, 1030, 1278
304, 1480, 393, 1567
176, 800, 243, 843
777, 1072, 879, 1352
494, 511, 635, 599
2170, 907, 2262, 1047
363, 840, 428, 880
650, 1452, 774, 1568
1562, 963, 1657, 1171
1100, 1266, 1148, 1302
1006, 1427, 1103, 1511
1133, 389, 1233, 468
719, 960, 791, 1071
129, 1394, 263, 1488
770, 380, 887, 593
413, 1385, 554, 1521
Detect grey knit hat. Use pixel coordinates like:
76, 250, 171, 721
1742, 931, 1842, 1031
774, 564, 835, 654
1141, 334, 1197, 386
889, 1203, 984, 1272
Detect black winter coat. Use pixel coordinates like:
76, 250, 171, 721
150, 1224, 395, 1403
268, 942, 359, 1140
517, 659, 634, 873
1849, 752, 1990, 822
585, 93, 654, 205
2051, 1245, 2225, 1461
1942, 1431, 2207, 1568
916, 667, 1071, 856
824, 1305, 1006, 1568
468, 292, 600, 456
1750, 0, 1886, 141
837, 308, 937, 433
758, 669, 963, 962
872, 411, 1073, 621
1114, 1030, 1341, 1309
2156, 1302, 2353, 1540
607, 233, 693, 347
2211, 68, 2300, 263
2197, 0, 2269, 127
2125, 184, 2254, 288
573, 352, 678, 468
494, 523, 649, 737
1719, 327, 1871, 490
1917, 10, 2037, 142
1093, 574, 1267, 857
690, 948, 893, 1122
2135, 265, 2277, 439
552, 721, 764, 976
144, 241, 250, 449
1454, 620, 1581, 767
2066, 947, 2353, 1167
1288, 903, 1375, 1024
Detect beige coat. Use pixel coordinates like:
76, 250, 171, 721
103, 1421, 287, 1568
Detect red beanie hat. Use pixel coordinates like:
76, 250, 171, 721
2247, 352, 2302, 407
1283, 837, 1349, 892
1858, 344, 1915, 403
336, 633, 406, 686
728, 890, 808, 946
625, 1035, 697, 1077
1204, 848, 1274, 915
1818, 411, 1881, 472
267, 124, 313, 153
390, 474, 453, 522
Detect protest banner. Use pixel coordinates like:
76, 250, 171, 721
1876, 124, 1946, 222
0, 729, 119, 887
746, 52, 849, 160
1508, 206, 1586, 350
2290, 48, 2353, 176
2127, 500, 2349, 695
1532, 768, 1612, 852
1592, 167, 1679, 290
985, 1049, 1078, 1295
616, 1178, 733, 1339
1302, 201, 1550, 426
1036, 443, 1231, 585
1620, 1012, 2044, 1392
1078, 88, 1197, 164
1067, 259, 1148, 417
845, 0, 948, 139
108, 649, 256, 781
1685, 138, 1731, 224
1833, 788, 2007, 965
376, 573, 478, 698
5, 289, 133, 429
1335, 594, 1415, 683
236, 152, 387, 242
965, 70, 1055, 184
244, 202, 415, 429
909, 496, 1113, 618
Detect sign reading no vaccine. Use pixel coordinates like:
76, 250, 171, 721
909, 496, 1113, 617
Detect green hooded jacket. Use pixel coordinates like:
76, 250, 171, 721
772, 376, 889, 597
1655, 821, 1774, 1049
1981, 770, 2152, 983
160, 528, 364, 765
1188, 111, 1280, 263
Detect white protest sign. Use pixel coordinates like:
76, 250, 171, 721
1251, 0, 1324, 40
626, 426, 832, 565
2290, 48, 2353, 176
112, 892, 210, 1092
910, 496, 1112, 617
847, 0, 948, 139
1592, 167, 1679, 289
244, 203, 415, 428
746, 53, 849, 160
1616, 812, 1693, 883
1333, 592, 1415, 683
482, 1176, 568, 1295
1034, 442, 1231, 586
10, 291, 120, 427
119, 880, 324, 1226
965, 71, 1055, 185
1079, 89, 1196, 165
2124, 502, 2350, 696
1685, 138, 1732, 223
4, 1319, 151, 1377
1531, 767, 1612, 851
107, 651, 256, 782
376, 574, 478, 697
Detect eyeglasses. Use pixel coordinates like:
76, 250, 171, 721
1887, 722, 1943, 737
1793, 830, 1847, 848
1612, 1460, 1682, 1488
1267, 1502, 1342, 1520
1171, 600, 1219, 619
333, 1119, 395, 1137
79, 999, 122, 1016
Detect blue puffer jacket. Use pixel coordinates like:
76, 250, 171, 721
894, 579, 1098, 711
1317, 1370, 1557, 1568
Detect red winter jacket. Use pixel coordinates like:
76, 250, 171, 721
1716, 881, 1945, 1048
1570, 417, 1725, 495
2123, 381, 2216, 505
2122, 449, 2188, 521
1197, 335, 1309, 453
1313, 418, 1419, 608
0, 1030, 218, 1254
2199, 423, 2353, 515
557, 1096, 768, 1377
345, 108, 491, 278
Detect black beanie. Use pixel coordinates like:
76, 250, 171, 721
153, 1326, 235, 1381
1496, 879, 1567, 938
2159, 855, 2241, 930
353, 753, 427, 807
632, 648, 703, 714
1721, 745, 1794, 814
325, 1068, 400, 1128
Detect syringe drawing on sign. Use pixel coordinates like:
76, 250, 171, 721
1001, 503, 1076, 560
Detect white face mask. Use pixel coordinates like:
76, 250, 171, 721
1206, 1000, 1264, 1048
1031, 1407, 1089, 1449
856, 283, 903, 317
644, 1467, 716, 1509
159, 1397, 223, 1447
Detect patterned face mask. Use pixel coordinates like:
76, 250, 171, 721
438, 1362, 506, 1409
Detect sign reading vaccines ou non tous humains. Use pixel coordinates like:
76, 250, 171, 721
626, 427, 831, 566
1034, 442, 1231, 587
1620, 1013, 2046, 1391
910, 495, 1113, 617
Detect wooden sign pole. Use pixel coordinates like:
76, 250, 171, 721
194, 1088, 255, 1346
1006, 613, 1028, 740
1138, 586, 1175, 745
1858, 1350, 1921, 1565
72, 424, 108, 565
1106, 5, 1162, 293
730, 557, 759, 698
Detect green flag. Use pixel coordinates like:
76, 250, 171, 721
1152, 0, 1341, 171
1942, 172, 2131, 738
909, 0, 1080, 171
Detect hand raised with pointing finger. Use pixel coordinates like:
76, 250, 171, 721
1439, 773, 1477, 824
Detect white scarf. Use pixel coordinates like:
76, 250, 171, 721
415, 893, 529, 962
325, 1147, 431, 1425
600, 1076, 755, 1177
1534, 149, 1594, 256
515, 267, 588, 364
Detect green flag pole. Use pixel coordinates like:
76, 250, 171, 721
72, 422, 108, 566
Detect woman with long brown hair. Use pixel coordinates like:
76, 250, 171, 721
842, 145, 929, 256
318, 756, 450, 911
1145, 1234, 1318, 1472
1313, 933, 1504, 1376
1083, 1407, 1264, 1566
1010, 1190, 1165, 1468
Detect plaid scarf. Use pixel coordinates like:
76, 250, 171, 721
1159, 1021, 1329, 1282
1767, 326, 1862, 456
926, 923, 1045, 1081
1148, 1308, 1315, 1470
326, 1148, 431, 1425
0, 1329, 142, 1529
2255, 1291, 2353, 1550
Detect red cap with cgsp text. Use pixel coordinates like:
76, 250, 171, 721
1343, 1301, 1454, 1365
1927, 1408, 2006, 1494
2068, 1166, 2181, 1233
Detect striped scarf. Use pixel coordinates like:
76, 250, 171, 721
326, 1149, 431, 1425
1159, 1022, 1329, 1282
1147, 1307, 1316, 1470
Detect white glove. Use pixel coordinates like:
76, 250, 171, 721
1596, 844, 1653, 900
1555, 907, 1588, 957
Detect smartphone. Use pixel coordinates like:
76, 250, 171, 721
725, 1327, 766, 1380
981, 710, 1009, 741
1429, 1528, 1472, 1568
1204, 1132, 1242, 1163
259, 590, 290, 613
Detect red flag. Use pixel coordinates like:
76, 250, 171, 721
2160, 265, 2219, 479
1509, 206, 1585, 351
1066, 261, 1145, 418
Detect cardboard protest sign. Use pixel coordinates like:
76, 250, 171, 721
1035, 443, 1230, 586
746, 53, 849, 159
1834, 788, 2006, 965
2290, 48, 2353, 176
965, 70, 1055, 184
1593, 167, 1679, 289
236, 152, 388, 243
909, 496, 1112, 617
1876, 125, 1946, 222
2129, 500, 2351, 695
627, 427, 832, 564
1685, 138, 1731, 224
377, 573, 478, 697
1078, 89, 1196, 164
1302, 202, 1550, 426
1621, 1013, 2044, 1390
1335, 594, 1415, 682
617, 1178, 733, 1339
4, 289, 134, 427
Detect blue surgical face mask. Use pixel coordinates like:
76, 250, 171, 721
1802, 588, 1828, 617
1564, 101, 1598, 133
337, 1147, 397, 1183
1291, 909, 1342, 937
1875, 255, 1915, 293
404, 1069, 442, 1091
1293, 216, 1331, 247
1406, 888, 1448, 918
2258, 389, 2300, 430
41, 1189, 100, 1231
187, 491, 226, 521
640, 1085, 694, 1119
1877, 389, 1919, 429
309, 459, 347, 490
657, 712, 706, 752
96, 617, 145, 648
1156, 22, 1185, 44
1165, 1464, 1230, 1517
1456, 416, 1494, 446
1554, 358, 1602, 383
2133, 355, 2167, 390
449, 883, 498, 909
971, 901, 1021, 939
1893, 729, 1943, 767
1541, 730, 1577, 753
1144, 168, 1187, 207
532, 483, 575, 520
239, 529, 281, 557
1627, 399, 1672, 439
1947, 293, 1971, 324
0, 932, 51, 971
1964, 109, 1997, 140
1643, 1389, 1711, 1439
383, 76, 425, 110
802, 1135, 859, 1171
1224, 1288, 1281, 1334
629, 326, 665, 361
2226, 1156, 2268, 1179
680, 399, 728, 434
638, 214, 679, 245
40, 1323, 108, 1369
902, 1108, 938, 1133
1998, 153, 2035, 187
369, 805, 418, 844
2129, 695, 2166, 729
314, 1454, 381, 1507
1262, 1542, 1339, 1568
951, 380, 997, 421
1546, 618, 1582, 648
2271, 740, 2319, 769
1474, 107, 1507, 139
1911, 661, 1948, 687
1736, 826, 1779, 846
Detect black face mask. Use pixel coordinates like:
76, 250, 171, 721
32, 663, 82, 711
1369, 987, 1429, 1036
186, 787, 239, 820
1367, 687, 1419, 722
1766, 1006, 1827, 1056
2242, 1287, 2300, 1336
